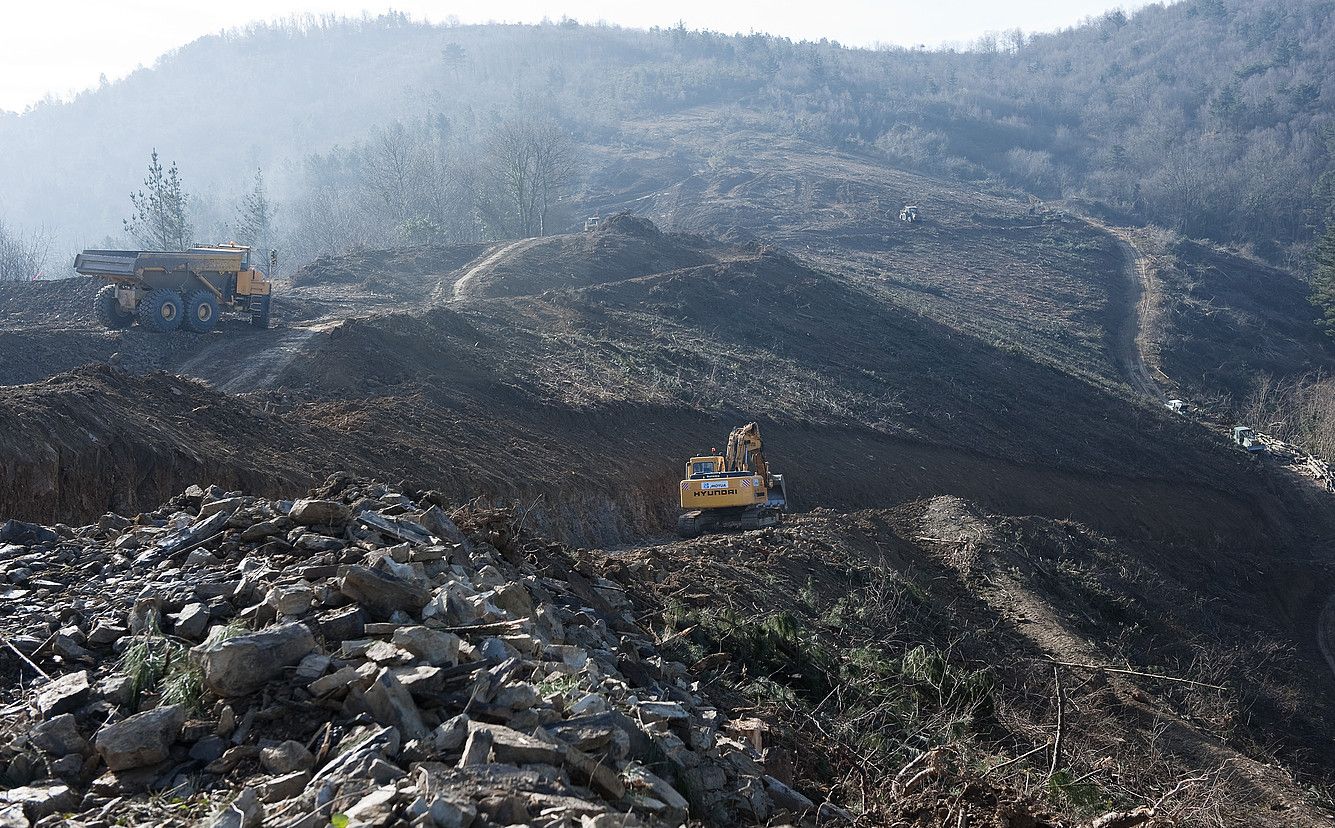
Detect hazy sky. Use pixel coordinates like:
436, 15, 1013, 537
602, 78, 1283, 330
0, 0, 1156, 114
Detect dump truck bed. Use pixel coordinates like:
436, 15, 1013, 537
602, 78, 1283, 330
73, 250, 140, 277
74, 248, 248, 278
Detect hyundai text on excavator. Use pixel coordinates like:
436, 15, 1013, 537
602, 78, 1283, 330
677, 422, 788, 538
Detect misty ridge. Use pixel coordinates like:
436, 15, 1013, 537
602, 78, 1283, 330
0, 0, 1332, 280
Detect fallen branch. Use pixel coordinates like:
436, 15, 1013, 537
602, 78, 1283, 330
893, 747, 948, 795
981, 742, 1049, 777
2, 634, 50, 680
655, 624, 698, 647
1045, 658, 1227, 691
1151, 772, 1211, 811
1049, 664, 1065, 779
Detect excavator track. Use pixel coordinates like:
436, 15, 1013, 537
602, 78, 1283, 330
677, 506, 780, 539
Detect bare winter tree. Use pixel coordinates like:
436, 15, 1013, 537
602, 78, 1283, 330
0, 219, 50, 281
361, 122, 422, 228
124, 149, 192, 250
530, 120, 576, 236
487, 117, 576, 238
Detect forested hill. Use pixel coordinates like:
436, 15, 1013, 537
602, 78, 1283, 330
0, 0, 1332, 263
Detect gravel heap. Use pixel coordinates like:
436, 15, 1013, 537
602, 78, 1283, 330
0, 477, 834, 827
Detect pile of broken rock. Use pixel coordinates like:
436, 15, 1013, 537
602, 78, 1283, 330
0, 478, 830, 827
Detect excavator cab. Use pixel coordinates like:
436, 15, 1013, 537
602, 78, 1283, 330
687, 456, 724, 477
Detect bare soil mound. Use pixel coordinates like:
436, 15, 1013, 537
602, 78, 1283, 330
0, 276, 101, 328
457, 213, 719, 299
0, 330, 116, 385
290, 243, 489, 291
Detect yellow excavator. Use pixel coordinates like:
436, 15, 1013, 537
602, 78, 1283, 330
677, 422, 788, 538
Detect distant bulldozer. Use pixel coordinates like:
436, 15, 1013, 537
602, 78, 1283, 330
899, 205, 920, 222
74, 244, 273, 333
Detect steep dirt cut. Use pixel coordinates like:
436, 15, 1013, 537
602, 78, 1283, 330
0, 366, 334, 520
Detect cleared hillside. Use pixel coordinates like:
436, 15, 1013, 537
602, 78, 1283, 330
4, 0, 1333, 263
2, 82, 1334, 825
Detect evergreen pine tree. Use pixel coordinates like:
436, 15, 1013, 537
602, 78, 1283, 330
124, 150, 191, 250
1311, 216, 1335, 336
235, 168, 273, 251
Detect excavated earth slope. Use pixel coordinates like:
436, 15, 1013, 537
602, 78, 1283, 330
3, 122, 1335, 824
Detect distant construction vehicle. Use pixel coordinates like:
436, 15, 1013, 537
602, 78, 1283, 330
899, 205, 920, 222
74, 245, 273, 333
584, 216, 602, 232
1233, 426, 1265, 453
677, 422, 788, 539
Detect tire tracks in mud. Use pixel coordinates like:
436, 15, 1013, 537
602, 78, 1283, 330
175, 321, 339, 393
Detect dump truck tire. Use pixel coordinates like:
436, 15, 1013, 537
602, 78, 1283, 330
139, 288, 183, 332
94, 285, 134, 330
183, 290, 219, 334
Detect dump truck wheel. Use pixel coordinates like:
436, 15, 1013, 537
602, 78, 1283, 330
94, 285, 134, 330
183, 291, 219, 334
139, 288, 183, 332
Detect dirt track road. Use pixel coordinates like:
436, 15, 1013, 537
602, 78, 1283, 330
1106, 228, 1167, 402
450, 238, 542, 300
175, 321, 338, 393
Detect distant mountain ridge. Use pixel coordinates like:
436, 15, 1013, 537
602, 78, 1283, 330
0, 0, 1331, 261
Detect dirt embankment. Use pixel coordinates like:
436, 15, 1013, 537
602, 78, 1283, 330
0, 222, 1308, 560
451, 214, 719, 300
612, 503, 1335, 825
0, 366, 336, 521
0, 276, 102, 326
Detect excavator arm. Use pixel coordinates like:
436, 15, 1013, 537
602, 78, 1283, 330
725, 422, 770, 482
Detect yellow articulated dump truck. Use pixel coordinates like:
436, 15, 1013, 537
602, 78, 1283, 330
74, 244, 274, 333
677, 422, 788, 539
